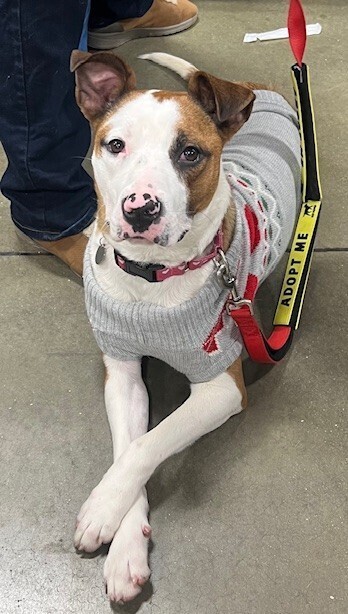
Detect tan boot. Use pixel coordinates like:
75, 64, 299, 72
33, 233, 88, 277
88, 0, 198, 49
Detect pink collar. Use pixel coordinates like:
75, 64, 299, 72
113, 227, 223, 283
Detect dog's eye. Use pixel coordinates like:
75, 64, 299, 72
180, 146, 201, 163
106, 139, 125, 154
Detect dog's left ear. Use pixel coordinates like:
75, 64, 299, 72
70, 50, 136, 121
188, 72, 255, 141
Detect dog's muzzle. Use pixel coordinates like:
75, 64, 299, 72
121, 191, 163, 233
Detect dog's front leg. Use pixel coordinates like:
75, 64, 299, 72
74, 356, 151, 602
74, 362, 245, 550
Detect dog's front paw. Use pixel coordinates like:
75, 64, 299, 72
74, 449, 147, 552
74, 488, 118, 552
74, 470, 128, 552
104, 512, 151, 604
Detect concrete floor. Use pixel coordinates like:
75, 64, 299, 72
0, 1, 347, 612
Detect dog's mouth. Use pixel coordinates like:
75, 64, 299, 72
114, 228, 188, 247
119, 233, 168, 247
177, 229, 189, 242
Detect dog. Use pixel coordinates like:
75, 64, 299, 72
70, 50, 301, 603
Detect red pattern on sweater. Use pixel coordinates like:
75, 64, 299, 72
244, 205, 261, 253
203, 309, 224, 354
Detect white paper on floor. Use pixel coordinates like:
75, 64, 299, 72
243, 23, 322, 43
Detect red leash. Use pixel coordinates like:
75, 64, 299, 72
229, 309, 293, 364
227, 0, 321, 363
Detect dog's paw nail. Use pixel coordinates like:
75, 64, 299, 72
142, 523, 152, 538
132, 573, 149, 587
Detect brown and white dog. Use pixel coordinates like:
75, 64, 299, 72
70, 50, 293, 603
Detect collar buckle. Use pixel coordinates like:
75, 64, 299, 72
120, 255, 165, 282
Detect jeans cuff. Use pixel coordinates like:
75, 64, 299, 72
12, 204, 96, 241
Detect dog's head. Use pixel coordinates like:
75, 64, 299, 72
71, 51, 255, 261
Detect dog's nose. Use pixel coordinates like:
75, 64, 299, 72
122, 192, 163, 233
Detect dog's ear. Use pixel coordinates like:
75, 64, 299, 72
70, 50, 136, 121
188, 72, 255, 141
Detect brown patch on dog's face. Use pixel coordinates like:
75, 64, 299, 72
178, 98, 223, 214
153, 91, 224, 216
93, 120, 111, 158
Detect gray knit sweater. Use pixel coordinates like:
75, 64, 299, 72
84, 90, 301, 383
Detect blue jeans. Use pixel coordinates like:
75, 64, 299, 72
0, 0, 152, 240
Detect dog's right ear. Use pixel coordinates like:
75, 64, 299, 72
70, 50, 136, 122
187, 71, 255, 141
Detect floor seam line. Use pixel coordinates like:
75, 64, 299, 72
0, 251, 54, 256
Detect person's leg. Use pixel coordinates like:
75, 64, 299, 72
0, 0, 96, 248
88, 0, 198, 49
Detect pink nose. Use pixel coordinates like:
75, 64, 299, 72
121, 191, 163, 233
122, 192, 150, 213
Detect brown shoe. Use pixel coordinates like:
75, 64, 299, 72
27, 233, 88, 277
88, 0, 198, 49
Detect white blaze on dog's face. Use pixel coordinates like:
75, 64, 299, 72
71, 50, 255, 257
93, 90, 225, 247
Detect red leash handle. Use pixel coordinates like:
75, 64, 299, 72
288, 0, 307, 66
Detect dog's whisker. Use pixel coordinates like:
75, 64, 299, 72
71, 156, 93, 162
99, 222, 109, 235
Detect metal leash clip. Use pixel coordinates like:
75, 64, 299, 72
214, 249, 235, 288
214, 249, 254, 315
